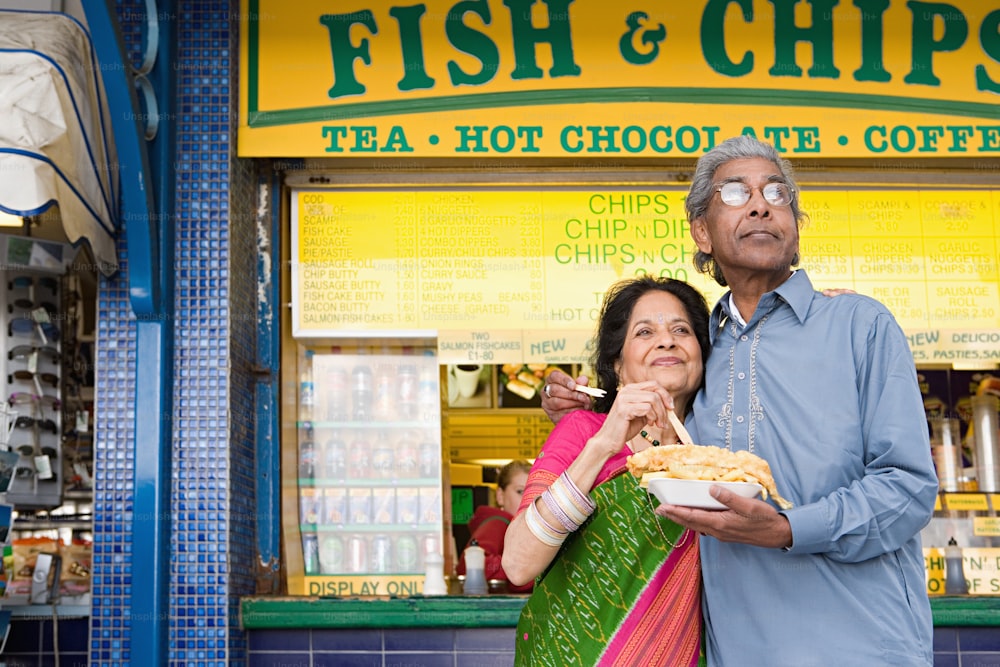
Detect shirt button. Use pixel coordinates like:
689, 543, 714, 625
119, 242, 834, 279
738, 372, 746, 380
736, 415, 745, 423
740, 335, 748, 341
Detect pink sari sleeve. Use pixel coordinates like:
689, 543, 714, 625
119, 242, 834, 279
516, 411, 626, 515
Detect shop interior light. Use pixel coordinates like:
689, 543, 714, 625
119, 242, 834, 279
0, 211, 25, 227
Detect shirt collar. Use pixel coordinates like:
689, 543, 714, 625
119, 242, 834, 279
710, 270, 814, 339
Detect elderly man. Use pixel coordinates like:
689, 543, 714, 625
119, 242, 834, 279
543, 135, 937, 666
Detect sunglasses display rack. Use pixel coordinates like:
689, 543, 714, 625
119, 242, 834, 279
1, 269, 64, 509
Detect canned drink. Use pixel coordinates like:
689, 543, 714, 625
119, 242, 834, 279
347, 535, 367, 574
395, 534, 418, 572
371, 488, 396, 524
324, 438, 347, 479
371, 534, 393, 573
372, 445, 393, 479
319, 534, 345, 574
302, 534, 320, 575
418, 441, 438, 478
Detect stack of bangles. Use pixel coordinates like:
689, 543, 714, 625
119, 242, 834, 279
524, 471, 597, 547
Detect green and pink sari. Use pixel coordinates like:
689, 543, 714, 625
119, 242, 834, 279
514, 411, 703, 667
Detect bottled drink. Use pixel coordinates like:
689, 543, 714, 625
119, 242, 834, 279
324, 437, 347, 480
352, 363, 373, 421
372, 362, 396, 421
299, 350, 315, 423
397, 364, 418, 420
324, 366, 349, 422
299, 439, 316, 479
417, 366, 439, 423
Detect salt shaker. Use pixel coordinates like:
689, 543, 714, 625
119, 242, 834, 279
462, 540, 487, 595
422, 552, 447, 596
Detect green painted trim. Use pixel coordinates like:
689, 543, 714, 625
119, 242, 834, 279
246, 87, 1000, 128
247, 0, 259, 114
930, 596, 1000, 627
241, 596, 529, 629
241, 596, 1000, 630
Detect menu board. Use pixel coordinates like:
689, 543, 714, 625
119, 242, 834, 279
292, 188, 1000, 364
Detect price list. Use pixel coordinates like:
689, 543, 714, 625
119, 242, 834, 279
444, 412, 554, 461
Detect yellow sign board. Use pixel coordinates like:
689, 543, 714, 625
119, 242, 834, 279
925, 547, 1000, 596
239, 0, 1000, 158
291, 187, 1000, 363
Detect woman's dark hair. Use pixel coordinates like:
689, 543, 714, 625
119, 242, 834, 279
589, 276, 710, 416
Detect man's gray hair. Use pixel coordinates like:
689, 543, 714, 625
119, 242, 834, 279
684, 135, 807, 286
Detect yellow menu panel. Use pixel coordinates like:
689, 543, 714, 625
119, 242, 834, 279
291, 188, 1000, 364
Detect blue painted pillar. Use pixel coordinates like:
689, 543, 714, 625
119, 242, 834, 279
84, 1, 175, 664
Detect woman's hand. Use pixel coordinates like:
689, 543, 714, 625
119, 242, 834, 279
541, 369, 593, 424
591, 381, 677, 456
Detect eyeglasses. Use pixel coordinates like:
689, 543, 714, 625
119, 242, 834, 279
9, 370, 59, 387
714, 181, 794, 207
8, 392, 60, 410
8, 317, 60, 342
7, 345, 60, 362
14, 416, 57, 433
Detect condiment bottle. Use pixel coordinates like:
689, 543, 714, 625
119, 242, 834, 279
944, 537, 969, 595
462, 540, 487, 595
422, 552, 447, 596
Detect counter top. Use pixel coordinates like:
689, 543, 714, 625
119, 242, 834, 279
241, 595, 999, 629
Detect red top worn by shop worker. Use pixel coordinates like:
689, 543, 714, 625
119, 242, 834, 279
457, 505, 534, 593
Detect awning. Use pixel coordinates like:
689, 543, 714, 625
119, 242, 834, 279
0, 10, 119, 276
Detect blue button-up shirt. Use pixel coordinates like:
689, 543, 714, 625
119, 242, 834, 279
688, 270, 937, 666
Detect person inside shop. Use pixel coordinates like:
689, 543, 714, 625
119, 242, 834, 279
540, 135, 938, 666
503, 275, 711, 666
456, 458, 534, 594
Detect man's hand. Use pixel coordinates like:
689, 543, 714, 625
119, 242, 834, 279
655, 484, 793, 549
541, 369, 593, 425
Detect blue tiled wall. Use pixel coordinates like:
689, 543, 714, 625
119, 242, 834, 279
243, 626, 1000, 667
89, 1, 258, 665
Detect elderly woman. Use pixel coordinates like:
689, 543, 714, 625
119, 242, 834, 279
503, 275, 710, 667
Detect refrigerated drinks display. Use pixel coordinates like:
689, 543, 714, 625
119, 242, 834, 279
293, 346, 443, 596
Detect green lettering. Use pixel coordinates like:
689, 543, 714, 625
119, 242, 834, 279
865, 126, 889, 152
852, 0, 891, 82
976, 126, 1000, 151
390, 5, 435, 91
769, 0, 840, 79
702, 0, 753, 76
916, 126, 945, 152
904, 1, 968, 86
975, 10, 1000, 93
792, 127, 821, 152
383, 126, 415, 153
946, 126, 974, 151
503, 0, 581, 79
446, 0, 500, 86
322, 126, 349, 152
320, 11, 377, 99
762, 126, 792, 151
